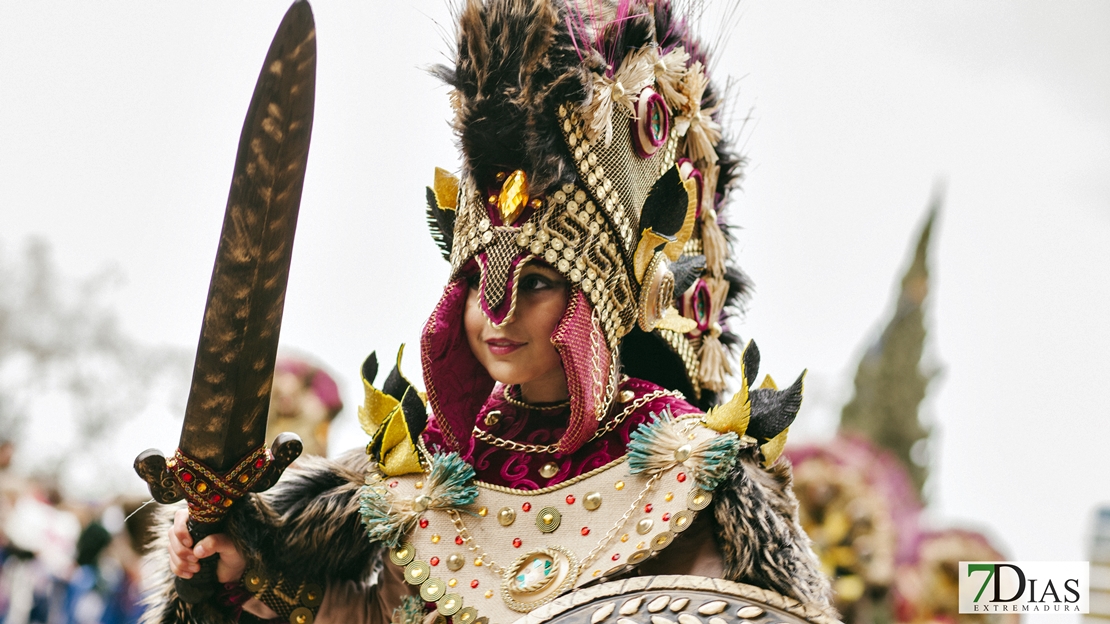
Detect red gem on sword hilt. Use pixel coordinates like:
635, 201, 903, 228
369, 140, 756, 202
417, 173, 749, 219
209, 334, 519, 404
134, 432, 304, 519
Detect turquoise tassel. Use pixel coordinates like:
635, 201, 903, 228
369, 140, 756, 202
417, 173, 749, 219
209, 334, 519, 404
628, 409, 742, 491
358, 452, 477, 548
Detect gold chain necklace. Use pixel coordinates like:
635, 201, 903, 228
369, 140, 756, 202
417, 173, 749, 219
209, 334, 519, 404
471, 389, 683, 454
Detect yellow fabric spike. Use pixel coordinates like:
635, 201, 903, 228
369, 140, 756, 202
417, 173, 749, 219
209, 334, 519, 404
358, 374, 399, 437
759, 375, 778, 390
703, 362, 750, 436
380, 413, 423, 476
655, 307, 697, 333
433, 167, 459, 211
633, 229, 671, 282
760, 427, 790, 468
663, 176, 699, 262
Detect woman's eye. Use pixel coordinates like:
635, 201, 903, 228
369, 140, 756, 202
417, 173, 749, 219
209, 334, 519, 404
520, 275, 549, 290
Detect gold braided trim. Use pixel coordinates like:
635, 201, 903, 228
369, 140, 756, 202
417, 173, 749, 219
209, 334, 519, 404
475, 456, 628, 495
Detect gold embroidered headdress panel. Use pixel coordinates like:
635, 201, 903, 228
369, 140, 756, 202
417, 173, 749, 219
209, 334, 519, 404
420, 0, 751, 456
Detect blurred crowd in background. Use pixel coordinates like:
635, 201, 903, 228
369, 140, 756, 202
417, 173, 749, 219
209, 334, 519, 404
0, 357, 343, 624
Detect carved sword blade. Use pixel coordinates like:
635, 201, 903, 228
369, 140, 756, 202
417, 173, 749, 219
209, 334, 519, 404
135, 0, 316, 602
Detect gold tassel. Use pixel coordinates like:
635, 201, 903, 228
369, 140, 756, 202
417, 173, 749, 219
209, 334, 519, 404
653, 46, 690, 109
673, 62, 721, 165
582, 49, 655, 146
697, 277, 732, 393
701, 207, 728, 279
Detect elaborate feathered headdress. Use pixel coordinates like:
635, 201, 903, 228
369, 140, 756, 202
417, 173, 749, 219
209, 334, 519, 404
421, 0, 749, 456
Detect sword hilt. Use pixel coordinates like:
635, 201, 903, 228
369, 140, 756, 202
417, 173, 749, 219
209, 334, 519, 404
133, 433, 304, 603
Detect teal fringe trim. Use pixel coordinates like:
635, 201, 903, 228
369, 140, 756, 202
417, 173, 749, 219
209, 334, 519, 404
425, 452, 478, 508
627, 408, 741, 491
358, 452, 477, 549
391, 595, 426, 624
358, 480, 409, 548
627, 409, 675, 475
695, 431, 740, 491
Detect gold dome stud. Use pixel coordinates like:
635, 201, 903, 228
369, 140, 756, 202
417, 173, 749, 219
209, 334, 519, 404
674, 444, 692, 463
539, 462, 558, 478
636, 518, 654, 535
446, 553, 465, 572
583, 491, 602, 511
498, 507, 516, 527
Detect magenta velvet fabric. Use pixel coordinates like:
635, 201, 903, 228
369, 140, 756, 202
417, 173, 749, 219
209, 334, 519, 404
422, 377, 700, 490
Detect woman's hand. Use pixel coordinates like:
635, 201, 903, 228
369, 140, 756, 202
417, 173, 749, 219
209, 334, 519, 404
168, 508, 247, 584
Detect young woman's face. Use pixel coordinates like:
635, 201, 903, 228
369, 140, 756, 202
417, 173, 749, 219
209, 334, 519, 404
465, 262, 569, 400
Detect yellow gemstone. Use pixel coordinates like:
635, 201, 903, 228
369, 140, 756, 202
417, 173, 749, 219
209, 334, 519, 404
615, 481, 625, 491
448, 579, 457, 587
431, 534, 441, 544
238, 474, 250, 484
415, 481, 424, 489
196, 482, 207, 493
664, 492, 674, 502
593, 570, 601, 577
620, 534, 629, 543
478, 507, 488, 517
498, 170, 529, 225
474, 558, 483, 567
636, 541, 645, 549
484, 591, 494, 599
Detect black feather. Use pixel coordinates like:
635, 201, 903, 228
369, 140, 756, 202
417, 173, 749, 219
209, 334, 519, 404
671, 254, 705, 298
746, 371, 804, 442
426, 187, 455, 261
640, 166, 689, 237
400, 387, 429, 447
742, 340, 759, 389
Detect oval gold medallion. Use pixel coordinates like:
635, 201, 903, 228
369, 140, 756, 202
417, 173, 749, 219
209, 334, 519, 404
420, 578, 447, 602
436, 593, 464, 617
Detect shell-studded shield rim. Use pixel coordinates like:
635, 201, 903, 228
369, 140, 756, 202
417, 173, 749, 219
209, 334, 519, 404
511, 574, 841, 624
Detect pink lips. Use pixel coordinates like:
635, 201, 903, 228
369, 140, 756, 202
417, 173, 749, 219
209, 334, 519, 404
486, 338, 524, 356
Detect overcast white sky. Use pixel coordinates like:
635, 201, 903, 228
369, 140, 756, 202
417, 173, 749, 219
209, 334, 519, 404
2, 0, 1108, 579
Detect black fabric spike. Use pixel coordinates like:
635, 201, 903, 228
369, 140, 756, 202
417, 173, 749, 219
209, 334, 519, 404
640, 166, 689, 236
742, 340, 760, 389
361, 352, 378, 387
745, 371, 805, 442
671, 254, 706, 298
400, 387, 429, 447
382, 364, 408, 403
425, 187, 454, 261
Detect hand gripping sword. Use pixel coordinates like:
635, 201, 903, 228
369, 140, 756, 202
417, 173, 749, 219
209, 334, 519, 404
134, 0, 316, 603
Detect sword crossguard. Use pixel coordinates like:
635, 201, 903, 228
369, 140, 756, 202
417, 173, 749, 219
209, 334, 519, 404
135, 449, 185, 504
253, 432, 304, 492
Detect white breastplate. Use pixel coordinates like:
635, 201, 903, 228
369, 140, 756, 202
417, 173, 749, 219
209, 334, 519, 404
378, 418, 722, 624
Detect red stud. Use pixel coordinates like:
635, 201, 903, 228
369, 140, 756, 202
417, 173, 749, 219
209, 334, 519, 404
419, 518, 429, 529
211, 493, 222, 503
470, 580, 480, 589
581, 527, 590, 536
611, 553, 620, 561
512, 538, 522, 548
644, 504, 653, 513
181, 472, 194, 483
430, 557, 440, 566
676, 472, 687, 483
455, 535, 464, 546
389, 481, 399, 488
662, 513, 671, 522
565, 495, 576, 505
522, 502, 532, 512
254, 458, 266, 469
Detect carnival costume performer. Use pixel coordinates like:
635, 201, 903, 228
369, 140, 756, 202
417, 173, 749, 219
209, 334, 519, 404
147, 2, 834, 623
